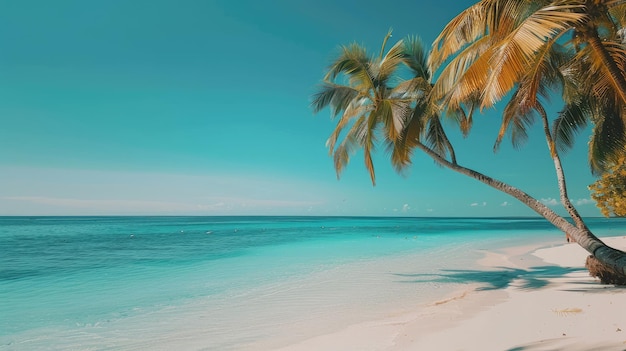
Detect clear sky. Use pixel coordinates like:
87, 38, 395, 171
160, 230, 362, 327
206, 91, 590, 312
0, 0, 602, 217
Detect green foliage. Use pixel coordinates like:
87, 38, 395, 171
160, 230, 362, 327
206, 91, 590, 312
589, 155, 626, 217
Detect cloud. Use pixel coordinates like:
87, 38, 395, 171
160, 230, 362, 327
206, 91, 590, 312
539, 197, 594, 208
500, 201, 509, 207
540, 197, 559, 206
470, 202, 487, 207
402, 204, 410, 212
574, 198, 594, 206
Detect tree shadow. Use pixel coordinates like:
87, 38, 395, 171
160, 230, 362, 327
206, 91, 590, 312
506, 338, 625, 351
561, 281, 626, 293
394, 265, 587, 291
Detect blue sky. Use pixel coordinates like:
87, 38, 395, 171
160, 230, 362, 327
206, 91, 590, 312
0, 0, 602, 217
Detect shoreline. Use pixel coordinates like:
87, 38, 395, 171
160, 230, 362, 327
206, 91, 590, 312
270, 236, 626, 351
4, 218, 625, 351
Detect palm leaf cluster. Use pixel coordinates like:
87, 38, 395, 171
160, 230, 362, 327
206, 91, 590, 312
429, 0, 626, 174
311, 32, 452, 185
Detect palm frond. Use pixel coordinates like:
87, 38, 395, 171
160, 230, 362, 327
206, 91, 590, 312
325, 99, 372, 154
592, 40, 626, 103
325, 43, 375, 93
364, 142, 376, 185
431, 36, 493, 110
429, 0, 490, 74
391, 77, 430, 100
363, 111, 379, 185
425, 116, 451, 160
486, 0, 550, 38
390, 100, 414, 139
492, 37, 570, 152
377, 40, 406, 86
553, 100, 590, 153
402, 35, 429, 80
332, 115, 368, 179
389, 100, 429, 173
378, 28, 394, 59
444, 90, 479, 137
482, 4, 586, 108
513, 37, 569, 112
588, 99, 626, 174
377, 99, 397, 141
610, 3, 626, 28
332, 134, 356, 180
429, 0, 555, 74
311, 82, 360, 116
443, 105, 473, 138
499, 90, 537, 151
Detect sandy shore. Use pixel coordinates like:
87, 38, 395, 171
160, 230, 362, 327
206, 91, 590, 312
275, 236, 626, 351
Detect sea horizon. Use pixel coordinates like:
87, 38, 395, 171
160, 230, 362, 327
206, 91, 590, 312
0, 214, 614, 219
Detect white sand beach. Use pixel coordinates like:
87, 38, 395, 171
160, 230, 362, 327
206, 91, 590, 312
275, 236, 626, 351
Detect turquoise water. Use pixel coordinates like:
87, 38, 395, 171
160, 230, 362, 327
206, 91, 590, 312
1, 216, 625, 350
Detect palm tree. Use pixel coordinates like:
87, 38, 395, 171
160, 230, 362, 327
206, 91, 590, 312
491, 38, 591, 241
426, 0, 626, 281
429, 0, 626, 173
311, 31, 455, 185
313, 30, 626, 284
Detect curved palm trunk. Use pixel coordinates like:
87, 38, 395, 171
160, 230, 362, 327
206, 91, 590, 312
415, 141, 626, 284
537, 105, 590, 241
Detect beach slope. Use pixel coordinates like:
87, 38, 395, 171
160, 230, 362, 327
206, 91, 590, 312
278, 236, 626, 351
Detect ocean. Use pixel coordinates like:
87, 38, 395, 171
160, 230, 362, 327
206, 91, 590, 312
1, 216, 625, 350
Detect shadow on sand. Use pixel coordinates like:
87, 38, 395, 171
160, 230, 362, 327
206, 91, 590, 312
394, 265, 588, 291
506, 338, 626, 351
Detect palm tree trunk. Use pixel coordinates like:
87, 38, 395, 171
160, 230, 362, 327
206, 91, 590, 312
537, 105, 590, 241
415, 141, 626, 284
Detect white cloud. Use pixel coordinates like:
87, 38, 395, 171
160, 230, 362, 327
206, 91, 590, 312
402, 204, 410, 212
540, 197, 559, 206
470, 202, 487, 207
539, 197, 594, 208
574, 198, 594, 206
500, 201, 509, 207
